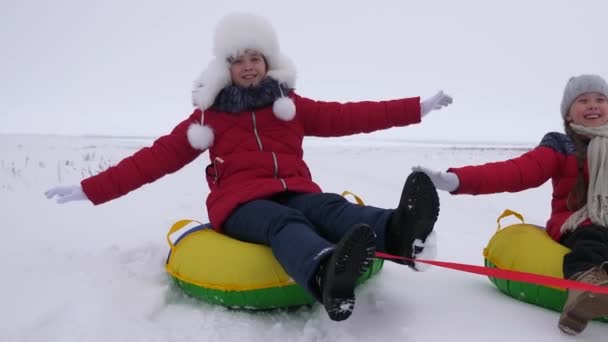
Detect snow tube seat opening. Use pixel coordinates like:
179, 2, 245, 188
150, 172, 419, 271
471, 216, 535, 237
483, 210, 608, 322
165, 220, 384, 310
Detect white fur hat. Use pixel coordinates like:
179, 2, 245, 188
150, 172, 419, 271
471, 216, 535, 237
188, 12, 297, 150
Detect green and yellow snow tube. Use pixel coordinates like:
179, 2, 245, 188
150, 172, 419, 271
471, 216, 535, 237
165, 219, 383, 310
483, 209, 608, 322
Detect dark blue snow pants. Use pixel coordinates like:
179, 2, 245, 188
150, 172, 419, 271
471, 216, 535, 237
222, 191, 393, 300
560, 224, 608, 278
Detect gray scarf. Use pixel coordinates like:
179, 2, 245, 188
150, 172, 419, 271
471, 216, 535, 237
560, 123, 608, 233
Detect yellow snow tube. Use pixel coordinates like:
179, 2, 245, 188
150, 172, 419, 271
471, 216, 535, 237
165, 191, 383, 309
483, 209, 607, 322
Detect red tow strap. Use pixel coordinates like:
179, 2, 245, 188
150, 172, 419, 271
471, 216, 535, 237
375, 251, 608, 295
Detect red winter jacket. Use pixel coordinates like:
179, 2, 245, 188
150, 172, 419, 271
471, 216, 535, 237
81, 92, 422, 229
448, 132, 590, 241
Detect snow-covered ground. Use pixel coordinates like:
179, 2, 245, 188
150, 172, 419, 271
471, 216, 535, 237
2, 134, 607, 341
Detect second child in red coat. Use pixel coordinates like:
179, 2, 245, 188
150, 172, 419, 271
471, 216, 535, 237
45, 12, 453, 321
414, 74, 608, 335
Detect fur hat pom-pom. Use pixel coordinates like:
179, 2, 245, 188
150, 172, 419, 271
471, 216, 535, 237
187, 123, 214, 150
272, 96, 296, 121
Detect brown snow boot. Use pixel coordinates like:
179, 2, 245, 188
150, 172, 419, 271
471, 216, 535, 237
558, 263, 608, 335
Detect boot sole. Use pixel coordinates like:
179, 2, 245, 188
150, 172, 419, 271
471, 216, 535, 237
323, 224, 376, 321
559, 291, 608, 335
393, 172, 439, 266
400, 172, 440, 225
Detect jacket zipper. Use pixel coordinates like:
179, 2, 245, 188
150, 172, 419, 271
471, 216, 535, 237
252, 112, 287, 190
271, 152, 287, 189
212, 157, 224, 184
251, 112, 264, 151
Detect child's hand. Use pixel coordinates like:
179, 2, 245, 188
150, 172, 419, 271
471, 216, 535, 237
45, 185, 89, 204
420, 90, 453, 117
411, 166, 459, 192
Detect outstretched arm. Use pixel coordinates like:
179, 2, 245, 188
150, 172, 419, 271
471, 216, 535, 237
295, 94, 407, 137
294, 91, 452, 137
415, 146, 561, 195
46, 111, 204, 205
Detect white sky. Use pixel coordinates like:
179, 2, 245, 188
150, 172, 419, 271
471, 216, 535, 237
2, 0, 608, 143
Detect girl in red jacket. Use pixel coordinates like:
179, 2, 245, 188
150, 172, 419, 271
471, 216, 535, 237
45, 12, 452, 321
415, 74, 608, 335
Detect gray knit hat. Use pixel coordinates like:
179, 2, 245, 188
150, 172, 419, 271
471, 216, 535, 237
560, 74, 608, 118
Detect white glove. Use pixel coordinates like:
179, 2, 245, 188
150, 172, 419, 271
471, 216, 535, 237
412, 166, 459, 192
45, 185, 89, 204
420, 90, 453, 117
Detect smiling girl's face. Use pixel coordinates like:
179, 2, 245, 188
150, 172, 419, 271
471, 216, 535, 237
566, 92, 608, 127
229, 49, 267, 88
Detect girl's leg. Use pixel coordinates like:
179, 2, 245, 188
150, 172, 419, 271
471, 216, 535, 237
223, 199, 333, 299
223, 199, 376, 321
560, 225, 608, 278
281, 192, 391, 251
558, 225, 608, 335
283, 172, 439, 269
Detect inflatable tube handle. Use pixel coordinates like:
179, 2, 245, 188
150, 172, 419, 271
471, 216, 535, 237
166, 219, 202, 250
341, 191, 365, 205
496, 209, 525, 231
